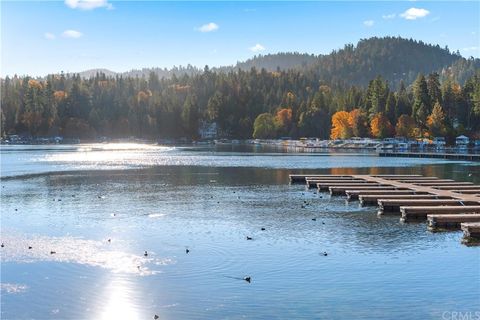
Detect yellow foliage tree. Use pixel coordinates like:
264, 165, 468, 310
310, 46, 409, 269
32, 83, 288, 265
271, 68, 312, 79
426, 102, 446, 137
330, 111, 352, 139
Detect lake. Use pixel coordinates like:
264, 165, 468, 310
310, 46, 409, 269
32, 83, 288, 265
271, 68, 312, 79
1, 144, 479, 319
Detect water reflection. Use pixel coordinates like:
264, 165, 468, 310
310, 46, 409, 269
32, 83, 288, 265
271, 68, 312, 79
99, 278, 140, 320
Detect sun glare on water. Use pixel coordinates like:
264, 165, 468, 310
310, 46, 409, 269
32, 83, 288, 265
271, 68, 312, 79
99, 279, 141, 320
42, 143, 174, 167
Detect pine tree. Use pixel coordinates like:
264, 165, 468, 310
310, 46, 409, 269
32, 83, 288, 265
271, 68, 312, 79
412, 74, 431, 126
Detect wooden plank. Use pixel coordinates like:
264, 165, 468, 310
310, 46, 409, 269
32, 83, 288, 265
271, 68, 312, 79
359, 194, 451, 206
380, 176, 441, 180
306, 180, 367, 189
400, 205, 480, 222
414, 182, 474, 186
433, 185, 480, 190
346, 190, 427, 201
394, 179, 453, 183
378, 199, 474, 214
289, 174, 354, 183
428, 214, 480, 230
316, 182, 380, 191
452, 190, 480, 195
329, 186, 399, 196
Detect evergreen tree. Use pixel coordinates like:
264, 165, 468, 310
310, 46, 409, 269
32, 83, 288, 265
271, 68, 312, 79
412, 74, 431, 126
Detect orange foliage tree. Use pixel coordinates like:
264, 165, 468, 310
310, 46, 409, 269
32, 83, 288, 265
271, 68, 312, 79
395, 115, 417, 138
370, 112, 394, 138
274, 108, 293, 136
348, 108, 369, 137
330, 111, 352, 139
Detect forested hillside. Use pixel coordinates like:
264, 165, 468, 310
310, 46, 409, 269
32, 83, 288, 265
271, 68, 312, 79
1, 37, 479, 141
76, 37, 479, 88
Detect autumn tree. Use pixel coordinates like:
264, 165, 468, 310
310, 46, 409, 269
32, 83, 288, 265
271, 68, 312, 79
348, 108, 369, 137
395, 115, 417, 138
370, 113, 394, 139
330, 111, 352, 139
426, 102, 446, 137
274, 108, 293, 136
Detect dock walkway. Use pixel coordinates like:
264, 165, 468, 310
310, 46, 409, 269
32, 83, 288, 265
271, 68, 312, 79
289, 173, 480, 245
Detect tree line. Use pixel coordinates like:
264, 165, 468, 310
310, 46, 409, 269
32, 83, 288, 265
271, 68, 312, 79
1, 67, 479, 141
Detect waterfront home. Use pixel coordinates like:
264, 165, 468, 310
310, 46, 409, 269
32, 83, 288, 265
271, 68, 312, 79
199, 122, 218, 140
432, 137, 446, 151
456, 135, 470, 151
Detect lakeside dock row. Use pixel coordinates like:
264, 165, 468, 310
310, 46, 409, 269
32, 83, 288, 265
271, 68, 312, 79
289, 174, 480, 245
378, 152, 480, 161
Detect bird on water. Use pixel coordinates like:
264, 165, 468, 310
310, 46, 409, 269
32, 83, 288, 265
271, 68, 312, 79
144, 251, 148, 257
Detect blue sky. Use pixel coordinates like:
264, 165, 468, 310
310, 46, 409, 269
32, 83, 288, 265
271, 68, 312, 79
1, 1, 479, 77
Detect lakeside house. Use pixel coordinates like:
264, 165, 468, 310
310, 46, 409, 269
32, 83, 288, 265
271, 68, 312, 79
199, 122, 218, 140
456, 135, 470, 151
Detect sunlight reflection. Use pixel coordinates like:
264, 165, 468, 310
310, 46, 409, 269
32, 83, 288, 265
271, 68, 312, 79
100, 279, 140, 320
43, 143, 174, 165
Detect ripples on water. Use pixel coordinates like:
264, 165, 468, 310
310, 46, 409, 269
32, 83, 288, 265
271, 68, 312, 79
1, 144, 479, 319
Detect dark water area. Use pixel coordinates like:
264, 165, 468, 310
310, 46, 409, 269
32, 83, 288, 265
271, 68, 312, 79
1, 144, 479, 319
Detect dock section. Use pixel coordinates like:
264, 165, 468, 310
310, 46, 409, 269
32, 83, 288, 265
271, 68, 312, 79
288, 173, 480, 245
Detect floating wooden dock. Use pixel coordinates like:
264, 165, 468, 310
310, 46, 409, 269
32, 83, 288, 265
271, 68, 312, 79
378, 151, 480, 161
461, 222, 480, 244
428, 214, 480, 231
378, 199, 472, 214
288, 173, 480, 245
359, 194, 450, 206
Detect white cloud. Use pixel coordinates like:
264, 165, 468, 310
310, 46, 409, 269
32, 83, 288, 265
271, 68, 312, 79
249, 43, 265, 52
363, 20, 374, 27
44, 32, 56, 40
62, 30, 83, 39
197, 22, 219, 33
462, 46, 479, 52
382, 13, 396, 19
400, 8, 430, 20
65, 0, 113, 10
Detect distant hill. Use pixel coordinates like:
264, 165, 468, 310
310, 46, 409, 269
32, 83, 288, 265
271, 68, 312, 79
310, 37, 474, 88
74, 37, 479, 87
230, 52, 318, 72
229, 37, 478, 88
78, 68, 117, 78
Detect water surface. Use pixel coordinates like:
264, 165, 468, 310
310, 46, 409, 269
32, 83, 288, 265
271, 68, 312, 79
1, 144, 479, 319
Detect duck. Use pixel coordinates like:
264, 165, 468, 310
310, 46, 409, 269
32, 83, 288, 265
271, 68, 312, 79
186, 248, 190, 254
50, 251, 56, 254
322, 252, 328, 256
144, 251, 148, 257
244, 276, 251, 283
246, 236, 253, 240
261, 227, 266, 231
